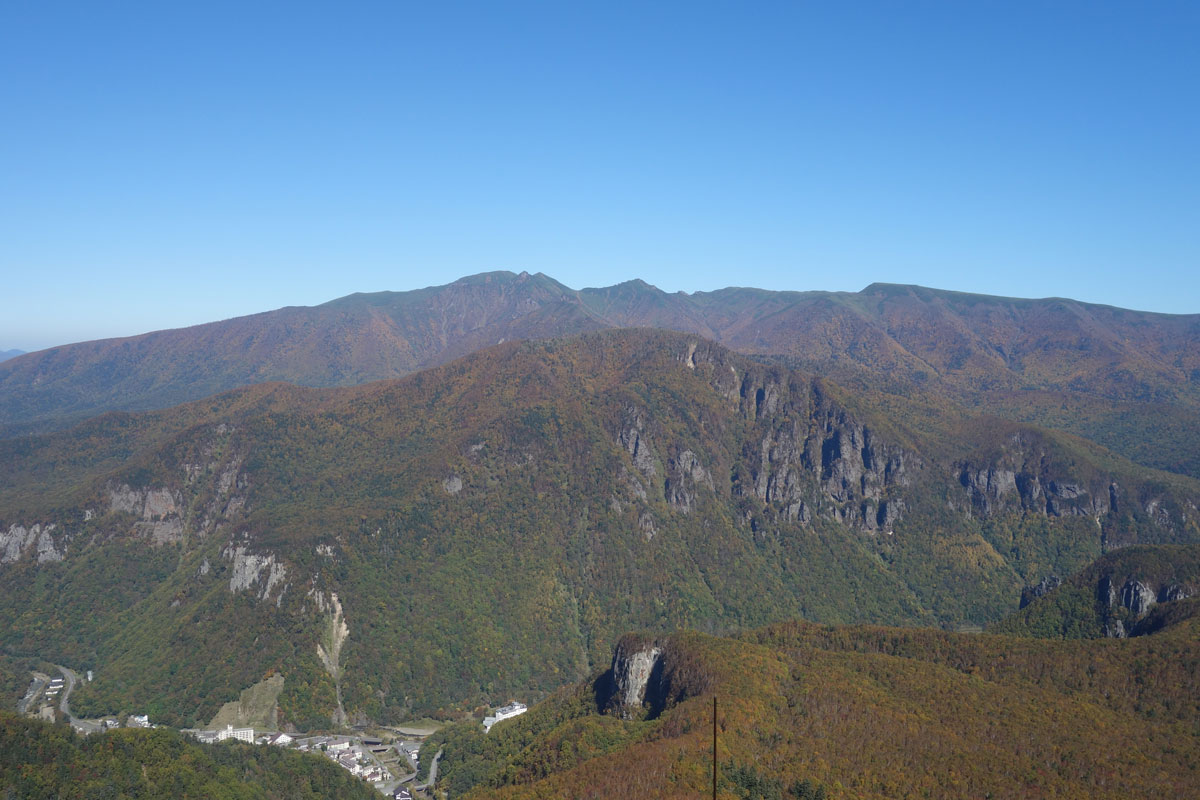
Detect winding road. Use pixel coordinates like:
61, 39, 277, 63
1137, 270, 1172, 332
54, 665, 100, 734
419, 748, 444, 790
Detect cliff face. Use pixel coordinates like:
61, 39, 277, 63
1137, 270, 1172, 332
1097, 574, 1196, 638
736, 373, 913, 531
615, 340, 918, 534
0, 523, 63, 564
0, 423, 251, 564
953, 427, 1200, 550
601, 632, 716, 721
604, 634, 664, 719
955, 434, 1116, 521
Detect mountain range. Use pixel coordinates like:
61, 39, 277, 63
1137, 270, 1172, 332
2, 273, 1199, 796
3, 271, 1199, 478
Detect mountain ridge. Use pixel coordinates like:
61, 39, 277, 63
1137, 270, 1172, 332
4, 272, 1198, 481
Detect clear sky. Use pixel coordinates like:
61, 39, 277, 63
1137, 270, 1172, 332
2, 1, 1197, 351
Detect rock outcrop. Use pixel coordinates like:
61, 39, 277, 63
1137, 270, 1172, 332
609, 637, 662, 718
617, 406, 658, 479
1160, 584, 1190, 603
736, 374, 914, 531
223, 544, 288, 601
950, 433, 1187, 541
665, 450, 714, 513
601, 633, 716, 721
958, 465, 1113, 520
1120, 580, 1157, 616
1019, 574, 1062, 609
1097, 573, 1197, 637
1, 523, 64, 564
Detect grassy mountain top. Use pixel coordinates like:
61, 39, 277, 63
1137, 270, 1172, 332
425, 619, 1200, 799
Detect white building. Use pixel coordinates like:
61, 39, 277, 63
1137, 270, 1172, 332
216, 724, 254, 743
483, 701, 528, 732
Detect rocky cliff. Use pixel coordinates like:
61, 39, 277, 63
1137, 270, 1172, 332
601, 632, 716, 721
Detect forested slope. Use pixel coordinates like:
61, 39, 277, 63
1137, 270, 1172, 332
425, 621, 1200, 799
993, 542, 1200, 639
1, 330, 1197, 728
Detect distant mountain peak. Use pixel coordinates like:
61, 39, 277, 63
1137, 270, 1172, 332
861, 281, 918, 293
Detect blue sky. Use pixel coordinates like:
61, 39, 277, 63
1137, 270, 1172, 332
2, 1, 1197, 351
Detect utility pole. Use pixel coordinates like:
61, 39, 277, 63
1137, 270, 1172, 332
712, 695, 718, 800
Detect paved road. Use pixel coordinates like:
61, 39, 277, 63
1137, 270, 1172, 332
55, 666, 100, 734
419, 748, 444, 790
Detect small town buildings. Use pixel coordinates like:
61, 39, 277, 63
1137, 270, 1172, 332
127, 714, 150, 728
